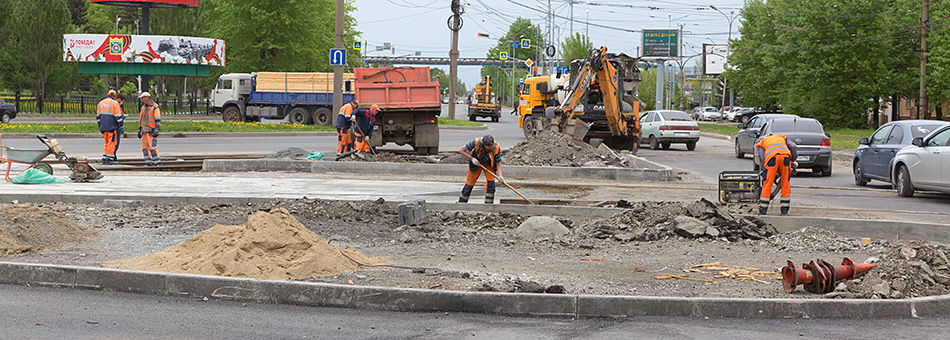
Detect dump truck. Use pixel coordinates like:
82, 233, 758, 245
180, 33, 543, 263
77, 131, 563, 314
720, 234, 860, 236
356, 67, 441, 155
467, 75, 501, 122
211, 72, 355, 126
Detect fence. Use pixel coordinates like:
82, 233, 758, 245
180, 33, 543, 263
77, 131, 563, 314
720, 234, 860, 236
0, 93, 215, 116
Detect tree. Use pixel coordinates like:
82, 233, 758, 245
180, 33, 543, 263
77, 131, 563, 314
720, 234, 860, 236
480, 18, 545, 105
558, 33, 592, 66
5, 0, 71, 111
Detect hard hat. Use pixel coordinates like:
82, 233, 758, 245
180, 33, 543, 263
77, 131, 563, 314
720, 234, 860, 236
107, 89, 116, 97
370, 104, 379, 111
139, 92, 152, 98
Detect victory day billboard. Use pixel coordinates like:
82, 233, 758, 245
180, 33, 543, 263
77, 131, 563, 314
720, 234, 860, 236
63, 34, 225, 67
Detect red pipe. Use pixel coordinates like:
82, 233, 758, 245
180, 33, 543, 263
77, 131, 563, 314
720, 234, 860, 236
782, 258, 877, 294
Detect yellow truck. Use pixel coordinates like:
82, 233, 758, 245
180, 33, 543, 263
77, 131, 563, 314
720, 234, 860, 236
467, 75, 501, 122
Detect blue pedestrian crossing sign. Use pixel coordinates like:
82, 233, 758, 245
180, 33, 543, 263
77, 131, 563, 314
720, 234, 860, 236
329, 49, 347, 66
520, 39, 530, 49
353, 41, 363, 50
499, 51, 508, 60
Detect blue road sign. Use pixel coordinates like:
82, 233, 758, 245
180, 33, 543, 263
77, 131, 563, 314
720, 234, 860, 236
510, 42, 518, 49
684, 85, 690, 91
557, 66, 569, 74
353, 41, 363, 50
329, 48, 347, 66
519, 78, 525, 84
520, 39, 530, 49
499, 51, 508, 60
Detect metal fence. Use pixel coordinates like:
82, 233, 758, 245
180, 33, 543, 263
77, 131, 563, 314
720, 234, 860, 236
0, 93, 214, 116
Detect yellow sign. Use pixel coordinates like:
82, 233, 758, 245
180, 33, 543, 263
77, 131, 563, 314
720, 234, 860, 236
524, 59, 533, 67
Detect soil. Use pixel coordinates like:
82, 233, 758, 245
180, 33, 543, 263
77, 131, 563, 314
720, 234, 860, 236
266, 147, 310, 159
502, 131, 627, 167
0, 199, 929, 299
0, 205, 98, 255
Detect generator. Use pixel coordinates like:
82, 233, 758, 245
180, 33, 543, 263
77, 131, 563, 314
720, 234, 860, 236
718, 171, 761, 203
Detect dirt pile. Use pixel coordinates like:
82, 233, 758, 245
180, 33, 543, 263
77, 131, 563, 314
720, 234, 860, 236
0, 205, 97, 255
583, 198, 775, 242
828, 242, 950, 299
502, 130, 626, 167
265, 147, 310, 159
118, 208, 384, 280
767, 227, 894, 253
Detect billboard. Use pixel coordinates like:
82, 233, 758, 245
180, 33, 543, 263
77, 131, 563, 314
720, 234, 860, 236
90, 0, 199, 8
63, 34, 224, 67
703, 44, 729, 75
642, 29, 680, 59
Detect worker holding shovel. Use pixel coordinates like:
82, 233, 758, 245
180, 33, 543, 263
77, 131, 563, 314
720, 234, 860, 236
458, 135, 503, 204
352, 104, 378, 154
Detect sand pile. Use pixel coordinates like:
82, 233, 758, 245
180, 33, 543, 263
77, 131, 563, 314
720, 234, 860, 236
502, 131, 625, 167
0, 205, 97, 255
119, 208, 384, 280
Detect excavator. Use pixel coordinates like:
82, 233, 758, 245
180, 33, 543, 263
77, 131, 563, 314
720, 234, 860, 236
518, 46, 642, 153
468, 75, 501, 122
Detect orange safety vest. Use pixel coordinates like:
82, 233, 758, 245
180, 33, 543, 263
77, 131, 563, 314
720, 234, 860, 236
757, 134, 791, 161
339, 104, 354, 117
472, 137, 501, 169
138, 104, 161, 132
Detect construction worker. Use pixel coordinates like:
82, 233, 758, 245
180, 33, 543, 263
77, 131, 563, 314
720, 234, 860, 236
756, 133, 799, 215
335, 100, 359, 155
97, 90, 125, 164
353, 104, 378, 153
458, 135, 503, 204
137, 92, 162, 166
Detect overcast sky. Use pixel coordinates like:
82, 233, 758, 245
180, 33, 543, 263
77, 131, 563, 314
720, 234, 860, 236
352, 0, 745, 87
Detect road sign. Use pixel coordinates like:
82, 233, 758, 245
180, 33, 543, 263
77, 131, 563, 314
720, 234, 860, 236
684, 85, 690, 91
545, 45, 556, 58
329, 48, 347, 66
510, 42, 518, 49
353, 41, 363, 50
519, 78, 525, 84
524, 59, 533, 67
557, 66, 569, 74
642, 29, 681, 59
520, 39, 530, 49
499, 51, 508, 60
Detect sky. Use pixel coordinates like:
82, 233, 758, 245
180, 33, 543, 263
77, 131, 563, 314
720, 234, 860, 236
352, 0, 746, 87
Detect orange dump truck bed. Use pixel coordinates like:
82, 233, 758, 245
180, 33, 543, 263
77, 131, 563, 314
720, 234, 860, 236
355, 67, 441, 110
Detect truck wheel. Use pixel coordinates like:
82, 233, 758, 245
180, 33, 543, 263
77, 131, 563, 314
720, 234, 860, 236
1, 113, 10, 124
469, 113, 476, 121
288, 107, 312, 125
222, 106, 244, 122
492, 116, 499, 122
522, 116, 535, 138
312, 107, 332, 126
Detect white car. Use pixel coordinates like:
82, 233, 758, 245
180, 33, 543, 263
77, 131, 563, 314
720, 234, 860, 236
891, 124, 950, 197
726, 107, 744, 122
639, 110, 700, 151
692, 106, 721, 121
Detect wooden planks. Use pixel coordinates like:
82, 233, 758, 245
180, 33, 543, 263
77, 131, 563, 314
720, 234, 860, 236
255, 72, 355, 93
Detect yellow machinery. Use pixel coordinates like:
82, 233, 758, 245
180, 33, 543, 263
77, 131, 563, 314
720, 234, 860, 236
468, 75, 501, 122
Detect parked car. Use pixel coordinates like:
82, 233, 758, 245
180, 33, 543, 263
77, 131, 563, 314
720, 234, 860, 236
733, 107, 761, 123
734, 113, 800, 158
639, 110, 700, 151
891, 124, 950, 197
0, 98, 16, 124
853, 120, 948, 186
751, 117, 833, 176
692, 106, 721, 121
725, 107, 745, 121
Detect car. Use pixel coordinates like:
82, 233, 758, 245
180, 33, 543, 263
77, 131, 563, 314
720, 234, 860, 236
890, 124, 950, 197
0, 98, 16, 124
853, 120, 947, 186
691, 106, 721, 121
441, 97, 449, 104
751, 117, 833, 176
638, 110, 700, 151
734, 113, 800, 158
733, 107, 761, 123
724, 107, 743, 121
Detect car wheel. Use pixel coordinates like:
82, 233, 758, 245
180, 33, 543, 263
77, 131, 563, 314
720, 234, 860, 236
741, 115, 750, 124
1, 113, 10, 124
853, 161, 869, 186
735, 140, 745, 158
649, 136, 659, 150
686, 141, 696, 151
661, 142, 671, 150
821, 164, 832, 177
897, 165, 915, 197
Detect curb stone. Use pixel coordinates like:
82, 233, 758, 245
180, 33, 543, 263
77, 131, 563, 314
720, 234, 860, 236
0, 261, 941, 319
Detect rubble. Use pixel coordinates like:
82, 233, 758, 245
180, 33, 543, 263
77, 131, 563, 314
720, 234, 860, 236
501, 131, 627, 167
474, 276, 566, 294
0, 205, 98, 255
830, 242, 950, 299
265, 147, 310, 159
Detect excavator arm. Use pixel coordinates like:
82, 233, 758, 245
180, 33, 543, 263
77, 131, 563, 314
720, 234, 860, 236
554, 47, 628, 136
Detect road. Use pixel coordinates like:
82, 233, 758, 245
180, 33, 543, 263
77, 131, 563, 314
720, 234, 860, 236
0, 284, 942, 340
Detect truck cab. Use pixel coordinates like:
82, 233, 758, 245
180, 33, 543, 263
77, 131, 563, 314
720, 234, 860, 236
212, 73, 252, 122
517, 74, 570, 134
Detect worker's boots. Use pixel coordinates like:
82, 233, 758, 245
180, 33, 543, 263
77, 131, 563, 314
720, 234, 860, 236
485, 181, 496, 204
780, 198, 790, 216
459, 184, 474, 203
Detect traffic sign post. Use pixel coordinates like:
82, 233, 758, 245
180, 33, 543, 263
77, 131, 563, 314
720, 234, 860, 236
329, 48, 347, 66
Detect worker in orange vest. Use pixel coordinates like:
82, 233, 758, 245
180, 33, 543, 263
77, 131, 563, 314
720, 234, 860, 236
353, 104, 378, 153
458, 135, 503, 204
97, 90, 125, 164
335, 100, 359, 155
137, 92, 162, 166
756, 133, 799, 215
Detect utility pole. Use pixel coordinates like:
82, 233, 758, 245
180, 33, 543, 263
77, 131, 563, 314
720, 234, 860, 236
448, 0, 462, 119
920, 0, 930, 119
333, 0, 344, 113
140, 4, 150, 93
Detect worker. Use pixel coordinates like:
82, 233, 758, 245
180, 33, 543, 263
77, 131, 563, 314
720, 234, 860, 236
96, 90, 125, 164
756, 133, 798, 215
137, 92, 162, 167
352, 104, 378, 153
457, 135, 503, 204
335, 100, 359, 155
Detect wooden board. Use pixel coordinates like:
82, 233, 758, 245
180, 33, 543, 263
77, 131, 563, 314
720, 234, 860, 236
255, 72, 355, 93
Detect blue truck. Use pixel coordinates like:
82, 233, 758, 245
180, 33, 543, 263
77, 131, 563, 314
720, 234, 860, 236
211, 72, 355, 125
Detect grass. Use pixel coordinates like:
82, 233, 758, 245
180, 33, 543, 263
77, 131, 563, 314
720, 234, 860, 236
438, 117, 483, 126
698, 122, 874, 151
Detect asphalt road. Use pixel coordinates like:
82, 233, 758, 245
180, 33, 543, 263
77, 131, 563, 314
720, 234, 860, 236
2, 284, 944, 340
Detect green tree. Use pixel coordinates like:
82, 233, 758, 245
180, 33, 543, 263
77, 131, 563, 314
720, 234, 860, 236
430, 68, 464, 97
638, 67, 656, 110
480, 18, 545, 105
3, 0, 71, 111
558, 33, 592, 66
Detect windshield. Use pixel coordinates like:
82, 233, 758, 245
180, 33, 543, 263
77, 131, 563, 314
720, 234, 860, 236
661, 111, 692, 121
704, 107, 717, 112
911, 124, 945, 138
771, 119, 823, 134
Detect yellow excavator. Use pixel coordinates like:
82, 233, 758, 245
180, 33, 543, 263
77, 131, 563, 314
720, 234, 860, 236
468, 75, 501, 122
518, 46, 642, 153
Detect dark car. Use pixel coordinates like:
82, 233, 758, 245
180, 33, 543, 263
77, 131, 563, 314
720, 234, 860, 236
734, 113, 800, 158
752, 117, 833, 176
0, 98, 16, 123
853, 120, 947, 186
735, 108, 782, 124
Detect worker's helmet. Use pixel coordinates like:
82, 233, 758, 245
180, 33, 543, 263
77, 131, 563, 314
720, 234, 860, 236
139, 92, 152, 98
370, 104, 379, 111
480, 135, 495, 148
107, 89, 117, 98
351, 100, 360, 107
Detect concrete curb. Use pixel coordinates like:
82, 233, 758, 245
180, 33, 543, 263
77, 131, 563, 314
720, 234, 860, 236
0, 261, 941, 319
747, 215, 950, 242
0, 125, 485, 139
203, 159, 676, 182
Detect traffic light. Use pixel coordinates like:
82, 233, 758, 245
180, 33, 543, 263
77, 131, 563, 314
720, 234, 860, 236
478, 33, 489, 38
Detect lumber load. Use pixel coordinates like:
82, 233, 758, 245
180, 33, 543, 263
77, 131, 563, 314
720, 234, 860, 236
255, 72, 355, 93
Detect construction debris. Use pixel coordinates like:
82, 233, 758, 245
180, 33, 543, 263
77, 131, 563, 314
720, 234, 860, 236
0, 205, 98, 255
782, 258, 877, 294
828, 242, 950, 299
501, 130, 628, 167
266, 147, 311, 159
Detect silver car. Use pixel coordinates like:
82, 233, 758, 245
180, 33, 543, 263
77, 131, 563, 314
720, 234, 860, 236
891, 124, 950, 197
